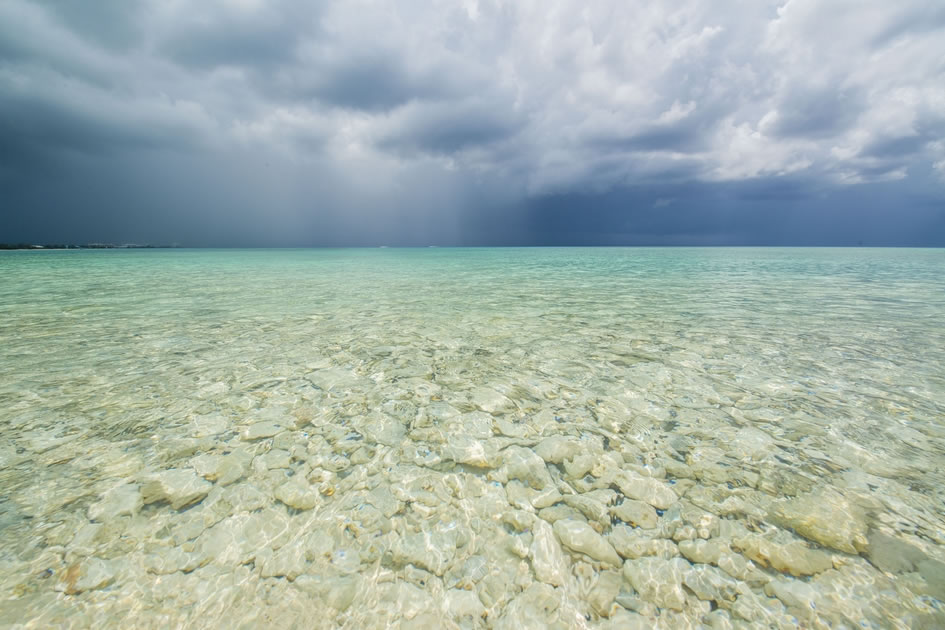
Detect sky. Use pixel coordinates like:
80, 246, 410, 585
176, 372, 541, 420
2, 0, 944, 246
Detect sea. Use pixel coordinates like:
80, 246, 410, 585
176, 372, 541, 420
1, 247, 944, 628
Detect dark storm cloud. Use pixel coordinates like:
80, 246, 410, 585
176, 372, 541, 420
304, 55, 426, 111
160, 2, 319, 69
518, 179, 945, 246
0, 3, 118, 88
728, 176, 818, 202
870, 4, 945, 47
35, 0, 142, 50
377, 102, 523, 155
863, 135, 928, 160
0, 80, 203, 161
597, 120, 711, 154
1, 0, 944, 245
770, 86, 863, 139
277, 52, 458, 113
860, 113, 945, 163
165, 23, 300, 70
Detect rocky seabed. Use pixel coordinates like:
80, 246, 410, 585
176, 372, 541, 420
4, 389, 945, 629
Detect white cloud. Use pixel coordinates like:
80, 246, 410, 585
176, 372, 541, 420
658, 101, 697, 125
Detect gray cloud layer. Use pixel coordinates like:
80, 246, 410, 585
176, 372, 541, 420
2, 0, 944, 245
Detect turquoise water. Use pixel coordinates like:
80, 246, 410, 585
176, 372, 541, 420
1, 247, 944, 628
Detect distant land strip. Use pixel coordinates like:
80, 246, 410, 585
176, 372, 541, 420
0, 243, 178, 250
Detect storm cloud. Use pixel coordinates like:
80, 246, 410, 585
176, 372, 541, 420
1, 0, 944, 245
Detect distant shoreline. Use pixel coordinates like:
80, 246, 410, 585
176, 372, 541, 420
0, 244, 178, 250
2, 244, 942, 250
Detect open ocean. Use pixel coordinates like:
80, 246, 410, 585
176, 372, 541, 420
2, 247, 945, 628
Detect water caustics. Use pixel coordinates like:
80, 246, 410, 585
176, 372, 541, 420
1, 247, 945, 628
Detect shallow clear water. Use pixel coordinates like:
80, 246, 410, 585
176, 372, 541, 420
1, 247, 944, 628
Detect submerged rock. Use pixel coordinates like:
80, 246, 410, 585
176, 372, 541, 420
534, 436, 583, 464
562, 494, 610, 525
501, 446, 553, 490
768, 489, 869, 554
716, 551, 768, 586
529, 518, 569, 586
195, 509, 293, 567
294, 574, 360, 612
597, 610, 654, 630
918, 558, 945, 601
614, 472, 678, 510
450, 554, 489, 590
192, 453, 225, 479
678, 539, 727, 565
142, 547, 203, 575
608, 525, 679, 560
623, 557, 691, 611
361, 412, 407, 447
763, 577, 819, 619
459, 411, 494, 439
564, 453, 596, 480
469, 387, 515, 415
729, 588, 796, 627
611, 499, 658, 529
256, 448, 291, 470
391, 527, 458, 576
88, 483, 142, 521
201, 450, 252, 486
864, 529, 928, 575
493, 583, 562, 630
330, 547, 361, 574
56, 557, 116, 595
223, 482, 269, 512
256, 543, 308, 580
679, 502, 720, 539
190, 413, 229, 437
553, 519, 622, 567
734, 535, 832, 577
538, 504, 583, 525
274, 479, 318, 510
683, 564, 739, 603
444, 434, 499, 468
239, 421, 285, 441
588, 570, 623, 618
731, 427, 775, 461
446, 588, 487, 625
141, 469, 211, 510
